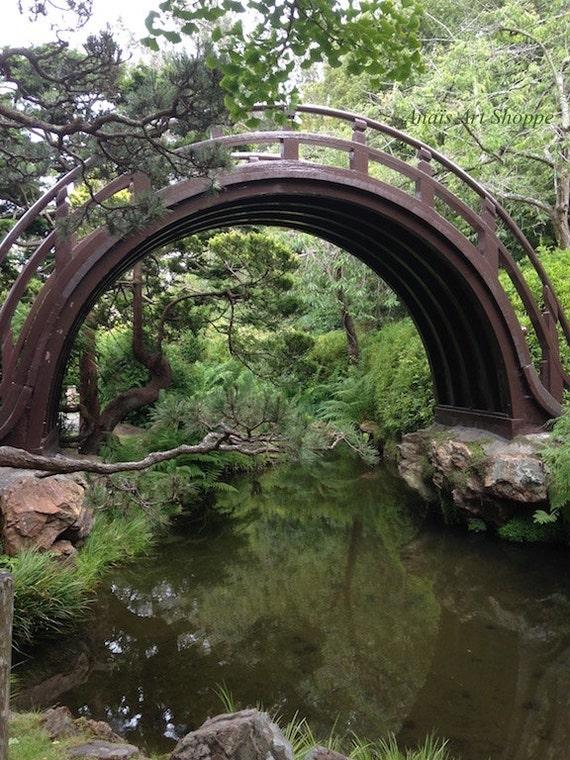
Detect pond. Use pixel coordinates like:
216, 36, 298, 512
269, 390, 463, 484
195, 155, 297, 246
15, 456, 570, 760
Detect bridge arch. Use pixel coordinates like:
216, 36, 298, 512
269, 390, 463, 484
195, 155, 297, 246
0, 106, 568, 452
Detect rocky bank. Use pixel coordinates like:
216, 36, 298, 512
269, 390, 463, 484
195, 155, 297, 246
0, 467, 92, 556
397, 425, 551, 527
26, 707, 356, 760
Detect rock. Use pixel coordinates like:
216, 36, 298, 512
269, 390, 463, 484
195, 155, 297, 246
428, 438, 472, 490
358, 420, 380, 439
67, 740, 140, 759
306, 747, 350, 760
397, 425, 550, 524
51, 539, 79, 560
0, 469, 92, 555
75, 717, 124, 743
397, 433, 436, 501
41, 706, 78, 739
482, 452, 547, 502
170, 709, 293, 760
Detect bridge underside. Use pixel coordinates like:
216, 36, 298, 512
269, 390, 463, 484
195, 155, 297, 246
1, 169, 562, 451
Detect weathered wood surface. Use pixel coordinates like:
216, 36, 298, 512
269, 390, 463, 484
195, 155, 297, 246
0, 572, 13, 760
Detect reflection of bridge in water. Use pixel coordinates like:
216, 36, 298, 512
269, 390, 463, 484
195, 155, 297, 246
1, 104, 569, 452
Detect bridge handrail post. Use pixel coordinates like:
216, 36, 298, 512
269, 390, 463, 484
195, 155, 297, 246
0, 571, 13, 760
478, 197, 499, 273
350, 118, 368, 173
280, 135, 299, 160
131, 172, 152, 196
415, 148, 434, 206
540, 284, 564, 398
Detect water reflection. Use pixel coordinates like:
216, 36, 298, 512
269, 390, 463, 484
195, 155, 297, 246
16, 457, 570, 760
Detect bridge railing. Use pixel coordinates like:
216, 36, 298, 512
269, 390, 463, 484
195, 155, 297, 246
246, 104, 570, 393
0, 104, 567, 409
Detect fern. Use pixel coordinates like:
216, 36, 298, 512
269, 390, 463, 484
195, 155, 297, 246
543, 410, 570, 510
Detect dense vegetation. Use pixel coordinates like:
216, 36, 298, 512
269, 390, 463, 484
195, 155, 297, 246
1, 0, 570, 757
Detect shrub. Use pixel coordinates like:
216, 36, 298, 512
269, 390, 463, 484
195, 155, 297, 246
367, 319, 434, 442
0, 551, 88, 646
543, 409, 570, 510
307, 330, 352, 381
500, 246, 570, 371
497, 515, 562, 543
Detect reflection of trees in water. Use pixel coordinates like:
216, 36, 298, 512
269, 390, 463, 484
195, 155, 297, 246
17, 458, 570, 760
18, 458, 439, 752
190, 459, 440, 738
399, 534, 570, 760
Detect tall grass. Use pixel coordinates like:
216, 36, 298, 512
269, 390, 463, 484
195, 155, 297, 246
0, 510, 155, 648
75, 512, 154, 587
213, 686, 456, 760
0, 551, 89, 646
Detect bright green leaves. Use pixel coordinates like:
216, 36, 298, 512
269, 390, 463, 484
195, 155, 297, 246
144, 0, 423, 120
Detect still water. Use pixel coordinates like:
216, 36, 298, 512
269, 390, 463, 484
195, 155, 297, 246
16, 456, 570, 759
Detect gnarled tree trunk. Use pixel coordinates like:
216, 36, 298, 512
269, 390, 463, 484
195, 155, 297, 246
336, 265, 360, 364
80, 262, 173, 453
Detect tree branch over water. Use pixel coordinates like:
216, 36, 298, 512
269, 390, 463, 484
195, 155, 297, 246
0, 430, 282, 476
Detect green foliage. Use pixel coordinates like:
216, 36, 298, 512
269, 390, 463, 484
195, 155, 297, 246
303, 0, 568, 247
145, 0, 423, 119
0, 510, 155, 647
96, 327, 204, 420
1, 40, 226, 217
500, 247, 570, 372
291, 236, 402, 333
497, 514, 562, 544
372, 735, 455, 760
0, 550, 89, 647
308, 331, 353, 381
314, 372, 379, 465
542, 409, 570, 513
318, 373, 376, 430
75, 512, 155, 586
76, 229, 309, 429
533, 508, 560, 525
367, 319, 434, 441
97, 328, 152, 411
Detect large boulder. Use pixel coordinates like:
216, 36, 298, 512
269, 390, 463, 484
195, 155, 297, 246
398, 426, 550, 524
170, 709, 293, 760
0, 468, 92, 555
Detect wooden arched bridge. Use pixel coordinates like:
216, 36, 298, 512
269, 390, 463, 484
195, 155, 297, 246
0, 105, 569, 453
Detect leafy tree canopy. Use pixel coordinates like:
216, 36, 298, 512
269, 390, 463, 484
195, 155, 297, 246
303, 0, 570, 248
144, 0, 423, 120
